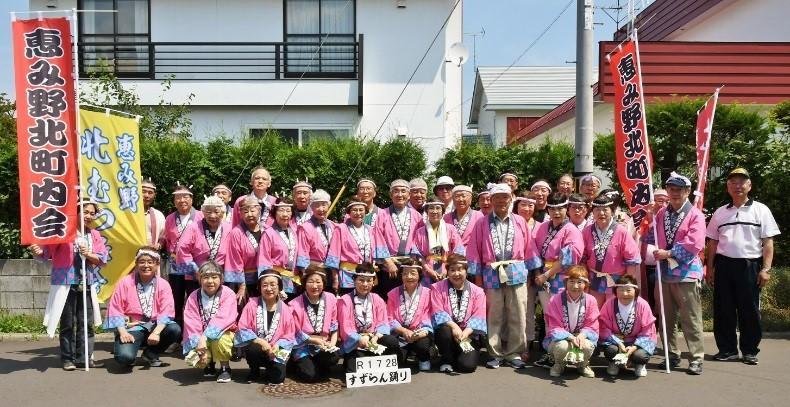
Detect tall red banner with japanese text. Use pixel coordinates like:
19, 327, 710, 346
12, 17, 78, 245
609, 38, 653, 227
694, 89, 719, 210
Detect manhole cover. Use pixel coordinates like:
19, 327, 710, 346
259, 378, 345, 398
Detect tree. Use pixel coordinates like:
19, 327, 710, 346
79, 70, 195, 140
433, 139, 574, 191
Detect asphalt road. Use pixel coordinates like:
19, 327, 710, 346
0, 334, 787, 407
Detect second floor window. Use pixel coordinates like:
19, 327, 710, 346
284, 0, 356, 77
79, 0, 150, 77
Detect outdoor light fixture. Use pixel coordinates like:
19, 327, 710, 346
396, 0, 406, 9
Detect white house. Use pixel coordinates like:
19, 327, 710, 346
467, 66, 594, 147
28, 0, 464, 162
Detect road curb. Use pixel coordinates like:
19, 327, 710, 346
0, 332, 115, 342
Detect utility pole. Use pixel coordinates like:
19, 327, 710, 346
574, 0, 594, 177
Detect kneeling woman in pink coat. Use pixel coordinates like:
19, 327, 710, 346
338, 262, 400, 372
599, 275, 656, 378
235, 270, 297, 384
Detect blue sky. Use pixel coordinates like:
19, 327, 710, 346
1, 0, 633, 122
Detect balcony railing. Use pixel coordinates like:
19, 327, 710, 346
76, 36, 361, 81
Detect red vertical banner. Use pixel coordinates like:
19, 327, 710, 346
693, 89, 719, 210
609, 38, 653, 227
12, 17, 78, 245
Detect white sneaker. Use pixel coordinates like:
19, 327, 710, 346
634, 364, 647, 377
549, 362, 565, 377
607, 361, 620, 376
578, 365, 595, 378
418, 361, 431, 371
439, 363, 454, 373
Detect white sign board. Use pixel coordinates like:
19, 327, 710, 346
346, 355, 411, 388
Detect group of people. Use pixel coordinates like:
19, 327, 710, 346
29, 165, 779, 385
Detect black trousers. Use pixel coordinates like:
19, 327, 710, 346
59, 286, 94, 363
645, 265, 657, 312
603, 344, 650, 365
245, 342, 287, 384
291, 351, 339, 382
169, 274, 199, 328
435, 325, 481, 373
713, 254, 763, 355
396, 335, 433, 364
374, 273, 400, 298
343, 334, 400, 373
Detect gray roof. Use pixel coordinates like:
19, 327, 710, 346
468, 66, 597, 125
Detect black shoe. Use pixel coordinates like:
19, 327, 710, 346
203, 363, 217, 377
245, 367, 261, 383
688, 360, 703, 375
713, 351, 740, 361
534, 354, 554, 369
669, 357, 681, 369
217, 366, 232, 383
742, 354, 759, 365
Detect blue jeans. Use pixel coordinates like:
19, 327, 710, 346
114, 323, 182, 366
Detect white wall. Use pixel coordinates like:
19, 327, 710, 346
151, 0, 282, 43
525, 102, 614, 146
667, 0, 790, 41
187, 106, 359, 140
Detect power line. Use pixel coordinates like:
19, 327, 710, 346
229, 0, 354, 191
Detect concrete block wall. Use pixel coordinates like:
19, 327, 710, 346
0, 260, 51, 315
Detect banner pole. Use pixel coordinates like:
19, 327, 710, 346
633, 28, 671, 374
70, 7, 90, 373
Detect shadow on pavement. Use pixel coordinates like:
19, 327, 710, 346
163, 367, 205, 386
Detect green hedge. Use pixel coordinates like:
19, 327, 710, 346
432, 139, 575, 190
0, 132, 428, 236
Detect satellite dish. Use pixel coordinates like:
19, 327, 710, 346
446, 42, 469, 67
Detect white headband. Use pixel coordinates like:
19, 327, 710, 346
615, 283, 639, 289
135, 249, 160, 261
514, 196, 536, 204
530, 181, 552, 192
546, 200, 569, 208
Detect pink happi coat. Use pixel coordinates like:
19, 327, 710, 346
429, 279, 487, 334
645, 200, 706, 281
337, 292, 390, 354
297, 217, 337, 265
386, 285, 433, 333
373, 206, 425, 257
410, 222, 465, 285
599, 296, 657, 355
232, 193, 277, 228
465, 213, 543, 289
234, 297, 296, 359
289, 292, 339, 359
38, 229, 108, 337
38, 229, 108, 286
328, 220, 390, 289
223, 223, 261, 284
534, 220, 585, 293
542, 291, 599, 351
103, 273, 175, 330
582, 221, 641, 293
182, 285, 238, 354
164, 209, 204, 275
258, 224, 309, 294
443, 209, 484, 247
175, 220, 230, 277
